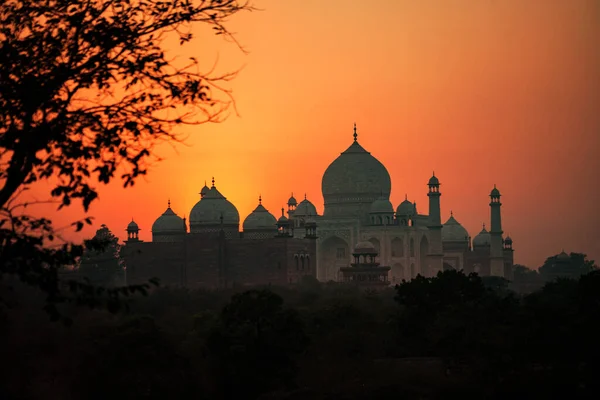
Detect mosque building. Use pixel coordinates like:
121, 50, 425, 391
121, 124, 514, 288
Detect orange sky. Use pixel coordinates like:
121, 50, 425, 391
28, 0, 600, 268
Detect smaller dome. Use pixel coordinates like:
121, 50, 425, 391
354, 241, 377, 255
277, 207, 288, 223
243, 197, 277, 231
294, 196, 318, 217
288, 193, 298, 206
189, 182, 240, 227
127, 219, 139, 231
472, 225, 491, 247
490, 185, 501, 197
152, 204, 184, 234
504, 236, 513, 244
428, 173, 440, 186
557, 250, 570, 261
370, 196, 394, 214
442, 212, 469, 242
200, 181, 210, 198
396, 196, 415, 216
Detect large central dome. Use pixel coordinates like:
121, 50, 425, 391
321, 125, 391, 219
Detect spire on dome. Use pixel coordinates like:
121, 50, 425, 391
482, 223, 486, 230
211, 177, 215, 188
259, 195, 262, 205
168, 198, 171, 208
405, 193, 407, 200
281, 207, 285, 217
304, 193, 307, 200
353, 123, 357, 142
450, 210, 453, 216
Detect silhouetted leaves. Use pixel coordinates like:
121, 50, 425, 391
0, 0, 253, 318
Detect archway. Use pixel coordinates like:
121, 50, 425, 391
409, 238, 415, 257
391, 263, 405, 284
319, 236, 349, 282
419, 236, 429, 277
443, 262, 454, 271
410, 263, 416, 279
391, 237, 404, 257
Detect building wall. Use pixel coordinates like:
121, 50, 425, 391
121, 234, 317, 289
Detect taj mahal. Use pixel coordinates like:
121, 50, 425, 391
122, 124, 514, 288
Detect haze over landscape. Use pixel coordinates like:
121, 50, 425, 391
31, 0, 600, 268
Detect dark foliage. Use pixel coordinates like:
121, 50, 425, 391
4, 267, 600, 399
0, 0, 253, 319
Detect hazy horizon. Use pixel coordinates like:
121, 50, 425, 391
26, 0, 600, 269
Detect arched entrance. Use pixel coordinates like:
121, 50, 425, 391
419, 236, 429, 277
391, 237, 404, 257
443, 262, 454, 271
391, 263, 405, 284
319, 236, 349, 282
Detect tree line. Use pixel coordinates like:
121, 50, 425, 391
2, 265, 599, 399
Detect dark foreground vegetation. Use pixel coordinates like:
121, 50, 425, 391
2, 269, 600, 400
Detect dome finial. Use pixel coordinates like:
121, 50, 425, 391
353, 122, 357, 142
405, 193, 407, 201
432, 170, 435, 177
450, 210, 453, 216
168, 198, 171, 208
259, 194, 262, 205
281, 207, 285, 217
304, 193, 307, 200
482, 223, 486, 230
211, 177, 215, 188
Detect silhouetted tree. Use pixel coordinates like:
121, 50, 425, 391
78, 224, 124, 286
510, 264, 543, 293
75, 316, 197, 400
207, 290, 308, 399
0, 0, 254, 319
539, 252, 597, 282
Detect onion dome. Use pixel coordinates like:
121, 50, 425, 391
200, 181, 210, 198
396, 195, 415, 216
243, 196, 277, 231
321, 124, 391, 216
353, 241, 377, 255
504, 236, 513, 245
490, 185, 501, 197
442, 212, 469, 242
152, 201, 185, 234
428, 173, 440, 186
126, 219, 139, 231
370, 196, 394, 214
189, 178, 240, 227
287, 193, 298, 207
472, 224, 491, 247
294, 194, 318, 217
277, 207, 288, 223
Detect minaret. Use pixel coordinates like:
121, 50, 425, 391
489, 185, 504, 277
426, 172, 443, 277
503, 236, 514, 280
125, 218, 141, 243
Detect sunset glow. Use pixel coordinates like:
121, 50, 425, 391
29, 0, 600, 269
